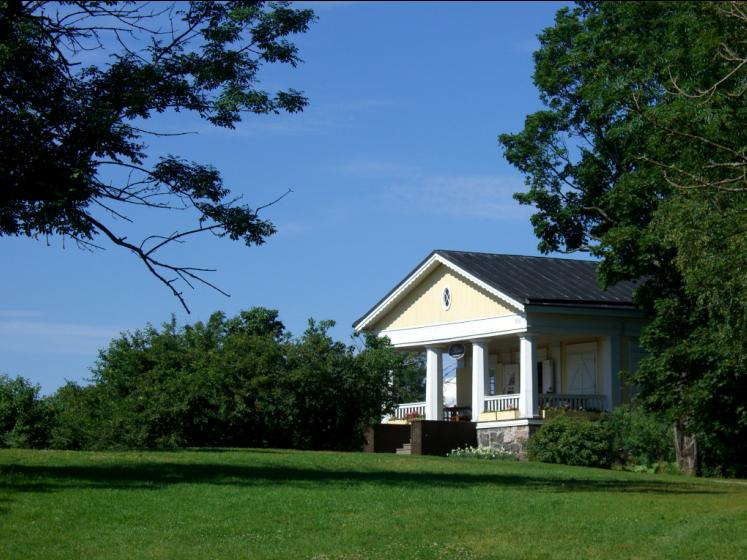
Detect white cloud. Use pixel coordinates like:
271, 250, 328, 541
331, 98, 396, 111
388, 174, 531, 221
0, 321, 122, 355
335, 160, 420, 177
335, 158, 531, 221
0, 310, 44, 318
293, 1, 367, 12
273, 220, 310, 238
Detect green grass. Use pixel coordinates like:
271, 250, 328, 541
1, 449, 746, 559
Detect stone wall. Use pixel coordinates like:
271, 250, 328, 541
477, 424, 541, 459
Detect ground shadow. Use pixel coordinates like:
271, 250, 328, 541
0, 458, 727, 499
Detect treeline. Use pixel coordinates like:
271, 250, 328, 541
0, 308, 425, 451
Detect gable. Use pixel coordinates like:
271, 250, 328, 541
371, 264, 517, 332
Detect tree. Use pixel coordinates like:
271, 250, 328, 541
391, 351, 426, 404
0, 374, 50, 448
499, 1, 747, 475
282, 321, 398, 450
46, 381, 99, 450
0, 1, 315, 311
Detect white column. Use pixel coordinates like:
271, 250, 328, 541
425, 346, 443, 421
601, 335, 621, 411
519, 335, 538, 418
471, 339, 489, 422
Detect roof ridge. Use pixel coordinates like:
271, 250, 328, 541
434, 249, 598, 263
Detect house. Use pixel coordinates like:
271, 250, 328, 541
354, 250, 645, 454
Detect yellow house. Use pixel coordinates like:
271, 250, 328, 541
354, 250, 645, 452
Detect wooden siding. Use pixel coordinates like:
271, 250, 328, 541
372, 265, 516, 331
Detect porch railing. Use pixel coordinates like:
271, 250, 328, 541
390, 393, 606, 422
539, 394, 607, 412
484, 394, 520, 412
391, 401, 427, 420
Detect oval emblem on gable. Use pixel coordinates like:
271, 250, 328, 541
442, 286, 451, 310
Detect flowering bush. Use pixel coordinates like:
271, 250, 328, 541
404, 411, 424, 422
447, 445, 517, 461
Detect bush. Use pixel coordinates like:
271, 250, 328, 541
602, 404, 675, 468
35, 308, 405, 451
45, 382, 100, 450
0, 374, 50, 448
527, 414, 612, 468
448, 445, 517, 461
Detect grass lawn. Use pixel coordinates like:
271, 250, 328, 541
1, 448, 746, 559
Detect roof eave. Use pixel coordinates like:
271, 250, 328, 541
525, 301, 643, 317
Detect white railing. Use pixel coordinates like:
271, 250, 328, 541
484, 394, 520, 412
539, 394, 607, 411
392, 401, 427, 420
389, 394, 605, 422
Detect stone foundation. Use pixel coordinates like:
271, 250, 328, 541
477, 424, 541, 458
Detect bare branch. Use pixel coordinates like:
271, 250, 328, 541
256, 188, 293, 214
80, 212, 195, 313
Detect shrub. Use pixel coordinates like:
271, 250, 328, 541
38, 308, 406, 451
0, 374, 50, 448
448, 445, 517, 461
602, 404, 675, 468
45, 382, 101, 450
527, 414, 612, 468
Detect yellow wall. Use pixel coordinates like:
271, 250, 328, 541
373, 265, 515, 331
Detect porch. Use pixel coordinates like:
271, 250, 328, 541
386, 332, 619, 427
389, 393, 607, 423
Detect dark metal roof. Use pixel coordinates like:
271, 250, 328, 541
353, 250, 638, 328
437, 250, 637, 306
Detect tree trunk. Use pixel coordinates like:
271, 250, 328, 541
673, 420, 698, 476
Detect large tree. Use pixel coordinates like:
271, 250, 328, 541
500, 1, 747, 475
0, 1, 315, 311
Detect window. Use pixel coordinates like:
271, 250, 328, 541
442, 286, 451, 310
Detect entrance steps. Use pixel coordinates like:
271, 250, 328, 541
395, 442, 412, 455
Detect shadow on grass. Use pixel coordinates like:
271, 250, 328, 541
0, 459, 724, 499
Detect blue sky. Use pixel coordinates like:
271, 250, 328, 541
1, 1, 569, 394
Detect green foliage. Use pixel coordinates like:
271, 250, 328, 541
44, 308, 404, 451
0, 374, 50, 448
529, 408, 676, 471
0, 1, 316, 309
602, 404, 675, 468
45, 382, 99, 450
528, 414, 612, 468
391, 351, 426, 404
500, 1, 747, 475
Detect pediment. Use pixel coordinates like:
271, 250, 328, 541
364, 260, 522, 332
